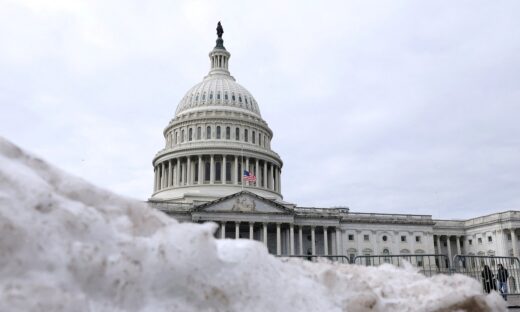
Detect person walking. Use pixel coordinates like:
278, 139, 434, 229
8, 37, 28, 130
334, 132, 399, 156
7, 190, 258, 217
497, 263, 509, 301
481, 265, 497, 294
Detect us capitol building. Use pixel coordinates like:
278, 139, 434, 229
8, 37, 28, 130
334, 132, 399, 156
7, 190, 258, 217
149, 23, 520, 263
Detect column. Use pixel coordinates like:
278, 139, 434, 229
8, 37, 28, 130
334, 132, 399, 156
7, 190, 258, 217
176, 159, 181, 186
299, 226, 304, 255
311, 226, 316, 256
324, 227, 329, 256
331, 231, 336, 255
435, 235, 441, 254
278, 168, 281, 193
456, 236, 461, 255
289, 224, 295, 255
168, 160, 173, 187
446, 236, 452, 267
245, 157, 249, 174
198, 156, 203, 184
270, 163, 275, 190
153, 167, 157, 191
276, 223, 281, 255
222, 155, 227, 184
159, 162, 164, 188
512, 229, 518, 258
186, 157, 191, 185
263, 223, 268, 245
221, 222, 226, 239
234, 156, 238, 185
335, 227, 341, 256
275, 167, 279, 192
210, 155, 215, 184
249, 222, 254, 239
255, 159, 260, 187
235, 222, 240, 239
263, 161, 268, 188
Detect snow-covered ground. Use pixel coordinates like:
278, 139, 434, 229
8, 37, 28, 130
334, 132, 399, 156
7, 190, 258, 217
0, 137, 507, 312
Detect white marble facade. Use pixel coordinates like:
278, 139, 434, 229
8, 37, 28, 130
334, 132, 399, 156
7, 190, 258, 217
148, 24, 519, 260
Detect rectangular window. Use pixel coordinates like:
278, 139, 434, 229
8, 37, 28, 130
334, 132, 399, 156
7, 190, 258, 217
401, 235, 406, 242
415, 236, 421, 243
244, 129, 248, 142
478, 238, 482, 244
363, 234, 369, 241
508, 234, 512, 241
252, 131, 256, 144
469, 239, 472, 245
197, 127, 201, 140
235, 128, 240, 140
488, 236, 492, 242
226, 127, 230, 140
349, 254, 355, 264
348, 234, 354, 241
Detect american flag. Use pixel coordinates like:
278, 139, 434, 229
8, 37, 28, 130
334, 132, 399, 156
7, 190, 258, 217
243, 170, 256, 182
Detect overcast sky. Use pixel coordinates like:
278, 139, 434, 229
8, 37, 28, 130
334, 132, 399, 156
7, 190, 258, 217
1, 0, 519, 219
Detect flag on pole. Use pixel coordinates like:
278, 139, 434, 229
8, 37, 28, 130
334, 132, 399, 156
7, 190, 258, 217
243, 170, 256, 182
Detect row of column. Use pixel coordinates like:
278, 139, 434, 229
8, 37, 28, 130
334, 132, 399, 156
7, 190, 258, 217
435, 230, 519, 259
153, 155, 281, 193
216, 221, 341, 256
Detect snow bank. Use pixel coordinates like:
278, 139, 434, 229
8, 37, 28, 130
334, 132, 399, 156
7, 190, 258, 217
0, 137, 506, 312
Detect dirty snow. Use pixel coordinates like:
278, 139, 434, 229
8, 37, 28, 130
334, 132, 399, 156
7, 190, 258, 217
0, 137, 506, 312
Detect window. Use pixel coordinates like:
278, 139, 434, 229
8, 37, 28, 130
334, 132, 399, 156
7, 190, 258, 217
469, 239, 473, 245
258, 132, 261, 145
488, 236, 492, 242
235, 128, 240, 140
202, 93, 206, 100
217, 92, 221, 100
197, 127, 201, 140
348, 234, 354, 241
216, 126, 221, 139
204, 162, 210, 181
194, 163, 199, 182
508, 234, 512, 241
209, 92, 213, 100
349, 254, 355, 263
478, 238, 482, 244
226, 161, 231, 182
244, 129, 248, 142
264, 136, 267, 147
181, 130, 185, 142
415, 236, 421, 243
401, 235, 406, 242
215, 162, 221, 181
252, 131, 256, 144
206, 126, 211, 139
226, 127, 230, 140
363, 234, 369, 241
245, 97, 248, 104
224, 92, 228, 100
232, 94, 235, 101
174, 131, 178, 144
188, 128, 193, 141
382, 235, 388, 242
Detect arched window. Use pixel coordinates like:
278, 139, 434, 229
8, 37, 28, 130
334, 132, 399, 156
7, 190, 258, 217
174, 131, 178, 144
244, 129, 248, 142
188, 128, 193, 141
202, 93, 206, 101
209, 92, 213, 100
194, 163, 199, 182
217, 92, 221, 100
235, 128, 240, 140
215, 161, 221, 182
224, 92, 228, 100
226, 127, 230, 140
204, 161, 210, 181
252, 131, 256, 144
231, 94, 235, 101
239, 95, 242, 103
245, 97, 248, 104
206, 126, 211, 139
195, 94, 199, 101
197, 127, 201, 140
216, 126, 221, 139
181, 130, 185, 143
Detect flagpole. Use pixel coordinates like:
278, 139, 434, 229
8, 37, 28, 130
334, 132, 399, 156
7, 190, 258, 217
241, 143, 244, 191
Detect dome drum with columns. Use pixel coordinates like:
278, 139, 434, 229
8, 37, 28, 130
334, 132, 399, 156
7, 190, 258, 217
151, 24, 283, 204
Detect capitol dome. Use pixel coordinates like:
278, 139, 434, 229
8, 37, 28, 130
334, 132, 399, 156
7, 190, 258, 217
150, 23, 283, 204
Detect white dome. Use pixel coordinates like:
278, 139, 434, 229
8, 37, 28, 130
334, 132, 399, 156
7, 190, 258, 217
175, 75, 261, 117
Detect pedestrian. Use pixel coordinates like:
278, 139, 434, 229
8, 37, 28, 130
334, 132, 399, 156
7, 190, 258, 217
481, 265, 497, 293
497, 263, 509, 301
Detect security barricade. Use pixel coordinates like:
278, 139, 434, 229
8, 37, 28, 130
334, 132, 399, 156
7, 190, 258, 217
277, 255, 350, 264
353, 254, 451, 277
452, 255, 520, 307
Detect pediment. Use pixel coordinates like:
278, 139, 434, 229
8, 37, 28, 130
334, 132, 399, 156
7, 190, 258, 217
194, 191, 291, 214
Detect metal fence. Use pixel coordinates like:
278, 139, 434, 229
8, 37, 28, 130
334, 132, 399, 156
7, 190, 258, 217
277, 255, 351, 263
353, 254, 451, 277
453, 255, 520, 295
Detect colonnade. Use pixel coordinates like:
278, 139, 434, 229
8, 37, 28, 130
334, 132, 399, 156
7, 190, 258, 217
153, 154, 281, 193
215, 221, 341, 256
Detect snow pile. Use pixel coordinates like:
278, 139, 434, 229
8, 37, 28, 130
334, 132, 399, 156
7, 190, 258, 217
0, 137, 506, 312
